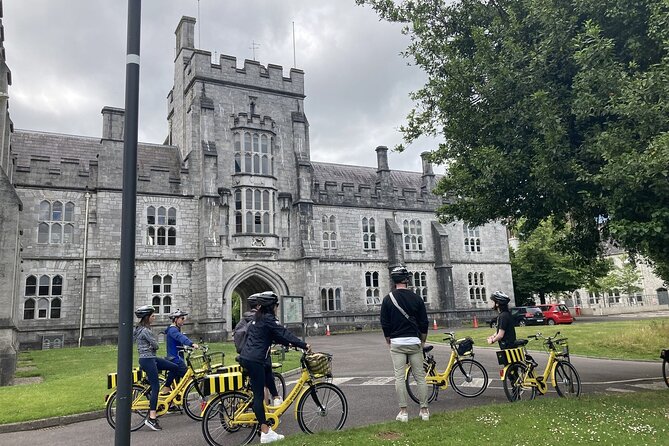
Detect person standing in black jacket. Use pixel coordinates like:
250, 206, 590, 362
380, 266, 430, 422
487, 291, 517, 349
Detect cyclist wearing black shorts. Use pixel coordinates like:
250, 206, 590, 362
487, 291, 517, 349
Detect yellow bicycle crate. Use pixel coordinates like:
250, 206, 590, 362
496, 347, 526, 366
107, 367, 144, 389
201, 371, 244, 396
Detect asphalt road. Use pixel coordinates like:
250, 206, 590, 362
2, 331, 666, 446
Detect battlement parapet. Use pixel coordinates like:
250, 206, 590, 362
186, 51, 304, 97
312, 178, 443, 210
231, 113, 276, 131
13, 154, 98, 188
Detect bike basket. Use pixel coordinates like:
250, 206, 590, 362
305, 352, 333, 377
496, 347, 526, 366
661, 349, 668, 360
208, 351, 225, 369
188, 353, 209, 373
201, 371, 244, 396
107, 367, 144, 389
455, 337, 474, 356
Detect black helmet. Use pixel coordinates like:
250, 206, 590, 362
252, 291, 279, 307
247, 294, 259, 308
491, 291, 510, 305
390, 266, 412, 284
169, 309, 188, 320
135, 304, 155, 319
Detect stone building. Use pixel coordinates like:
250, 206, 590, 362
0, 16, 514, 382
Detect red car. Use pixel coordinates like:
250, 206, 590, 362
538, 304, 574, 325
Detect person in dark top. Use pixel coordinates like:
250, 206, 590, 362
239, 291, 310, 444
380, 266, 430, 423
487, 291, 517, 349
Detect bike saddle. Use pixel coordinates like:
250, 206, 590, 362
423, 345, 434, 353
515, 339, 529, 347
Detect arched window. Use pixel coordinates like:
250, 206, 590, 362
151, 274, 173, 314
39, 275, 50, 296
322, 215, 337, 249
233, 187, 274, 234
464, 224, 482, 253
52, 275, 63, 295
146, 206, 177, 246
468, 270, 486, 303
50, 298, 61, 319
24, 298, 35, 319
321, 287, 342, 311
411, 271, 428, 303
37, 298, 49, 318
362, 217, 377, 250
365, 271, 381, 305
25, 275, 37, 296
402, 219, 424, 252
38, 200, 75, 244
234, 131, 273, 175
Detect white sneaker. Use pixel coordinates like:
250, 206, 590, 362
395, 412, 408, 422
420, 409, 430, 421
272, 397, 283, 406
260, 428, 285, 443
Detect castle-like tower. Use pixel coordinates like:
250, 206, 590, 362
1, 17, 513, 380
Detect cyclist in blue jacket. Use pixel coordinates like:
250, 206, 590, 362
165, 309, 199, 391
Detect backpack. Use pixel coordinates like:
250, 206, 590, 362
233, 319, 249, 354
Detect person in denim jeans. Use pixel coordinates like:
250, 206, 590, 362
380, 266, 430, 422
133, 305, 180, 431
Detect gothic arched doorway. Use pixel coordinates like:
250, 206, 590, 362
223, 264, 289, 332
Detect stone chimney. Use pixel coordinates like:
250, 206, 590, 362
176, 16, 196, 51
101, 107, 124, 141
376, 146, 391, 197
421, 151, 436, 192
376, 145, 390, 172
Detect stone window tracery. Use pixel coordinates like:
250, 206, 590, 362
146, 206, 177, 246
23, 274, 62, 319
38, 200, 75, 244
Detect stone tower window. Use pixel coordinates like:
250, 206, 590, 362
38, 200, 75, 244
233, 131, 272, 175
411, 271, 428, 303
234, 188, 274, 234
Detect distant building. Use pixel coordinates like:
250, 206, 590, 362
0, 16, 514, 382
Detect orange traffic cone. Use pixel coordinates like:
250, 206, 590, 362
473, 315, 479, 329
433, 319, 438, 330
326, 324, 331, 336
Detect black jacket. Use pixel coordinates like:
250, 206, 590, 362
380, 288, 429, 339
239, 312, 307, 364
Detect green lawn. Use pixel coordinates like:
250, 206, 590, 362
276, 390, 669, 446
430, 318, 669, 360
1, 319, 667, 425
2, 342, 301, 425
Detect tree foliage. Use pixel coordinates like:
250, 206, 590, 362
358, 0, 669, 281
510, 218, 611, 304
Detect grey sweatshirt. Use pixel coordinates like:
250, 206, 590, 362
133, 325, 159, 359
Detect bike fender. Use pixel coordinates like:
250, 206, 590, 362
500, 364, 512, 380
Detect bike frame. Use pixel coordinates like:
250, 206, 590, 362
213, 367, 326, 430
501, 342, 565, 395
405, 334, 474, 390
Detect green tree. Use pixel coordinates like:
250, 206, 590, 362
357, 0, 669, 281
510, 218, 610, 305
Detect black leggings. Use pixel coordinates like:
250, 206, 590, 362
239, 358, 276, 426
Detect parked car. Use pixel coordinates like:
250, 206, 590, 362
538, 303, 574, 325
488, 306, 545, 328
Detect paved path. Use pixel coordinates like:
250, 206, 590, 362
1, 331, 665, 445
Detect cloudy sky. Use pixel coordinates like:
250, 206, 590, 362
3, 0, 442, 173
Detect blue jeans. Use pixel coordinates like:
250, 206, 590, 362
139, 357, 181, 411
165, 357, 188, 388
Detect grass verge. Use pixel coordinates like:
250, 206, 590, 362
277, 390, 669, 446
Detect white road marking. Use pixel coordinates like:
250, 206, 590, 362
605, 387, 636, 393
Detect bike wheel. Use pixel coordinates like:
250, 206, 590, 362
296, 382, 348, 434
201, 391, 257, 446
105, 384, 150, 431
503, 362, 537, 402
664, 359, 669, 388
273, 372, 286, 399
184, 377, 214, 421
449, 358, 488, 398
553, 361, 581, 398
405, 365, 439, 404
